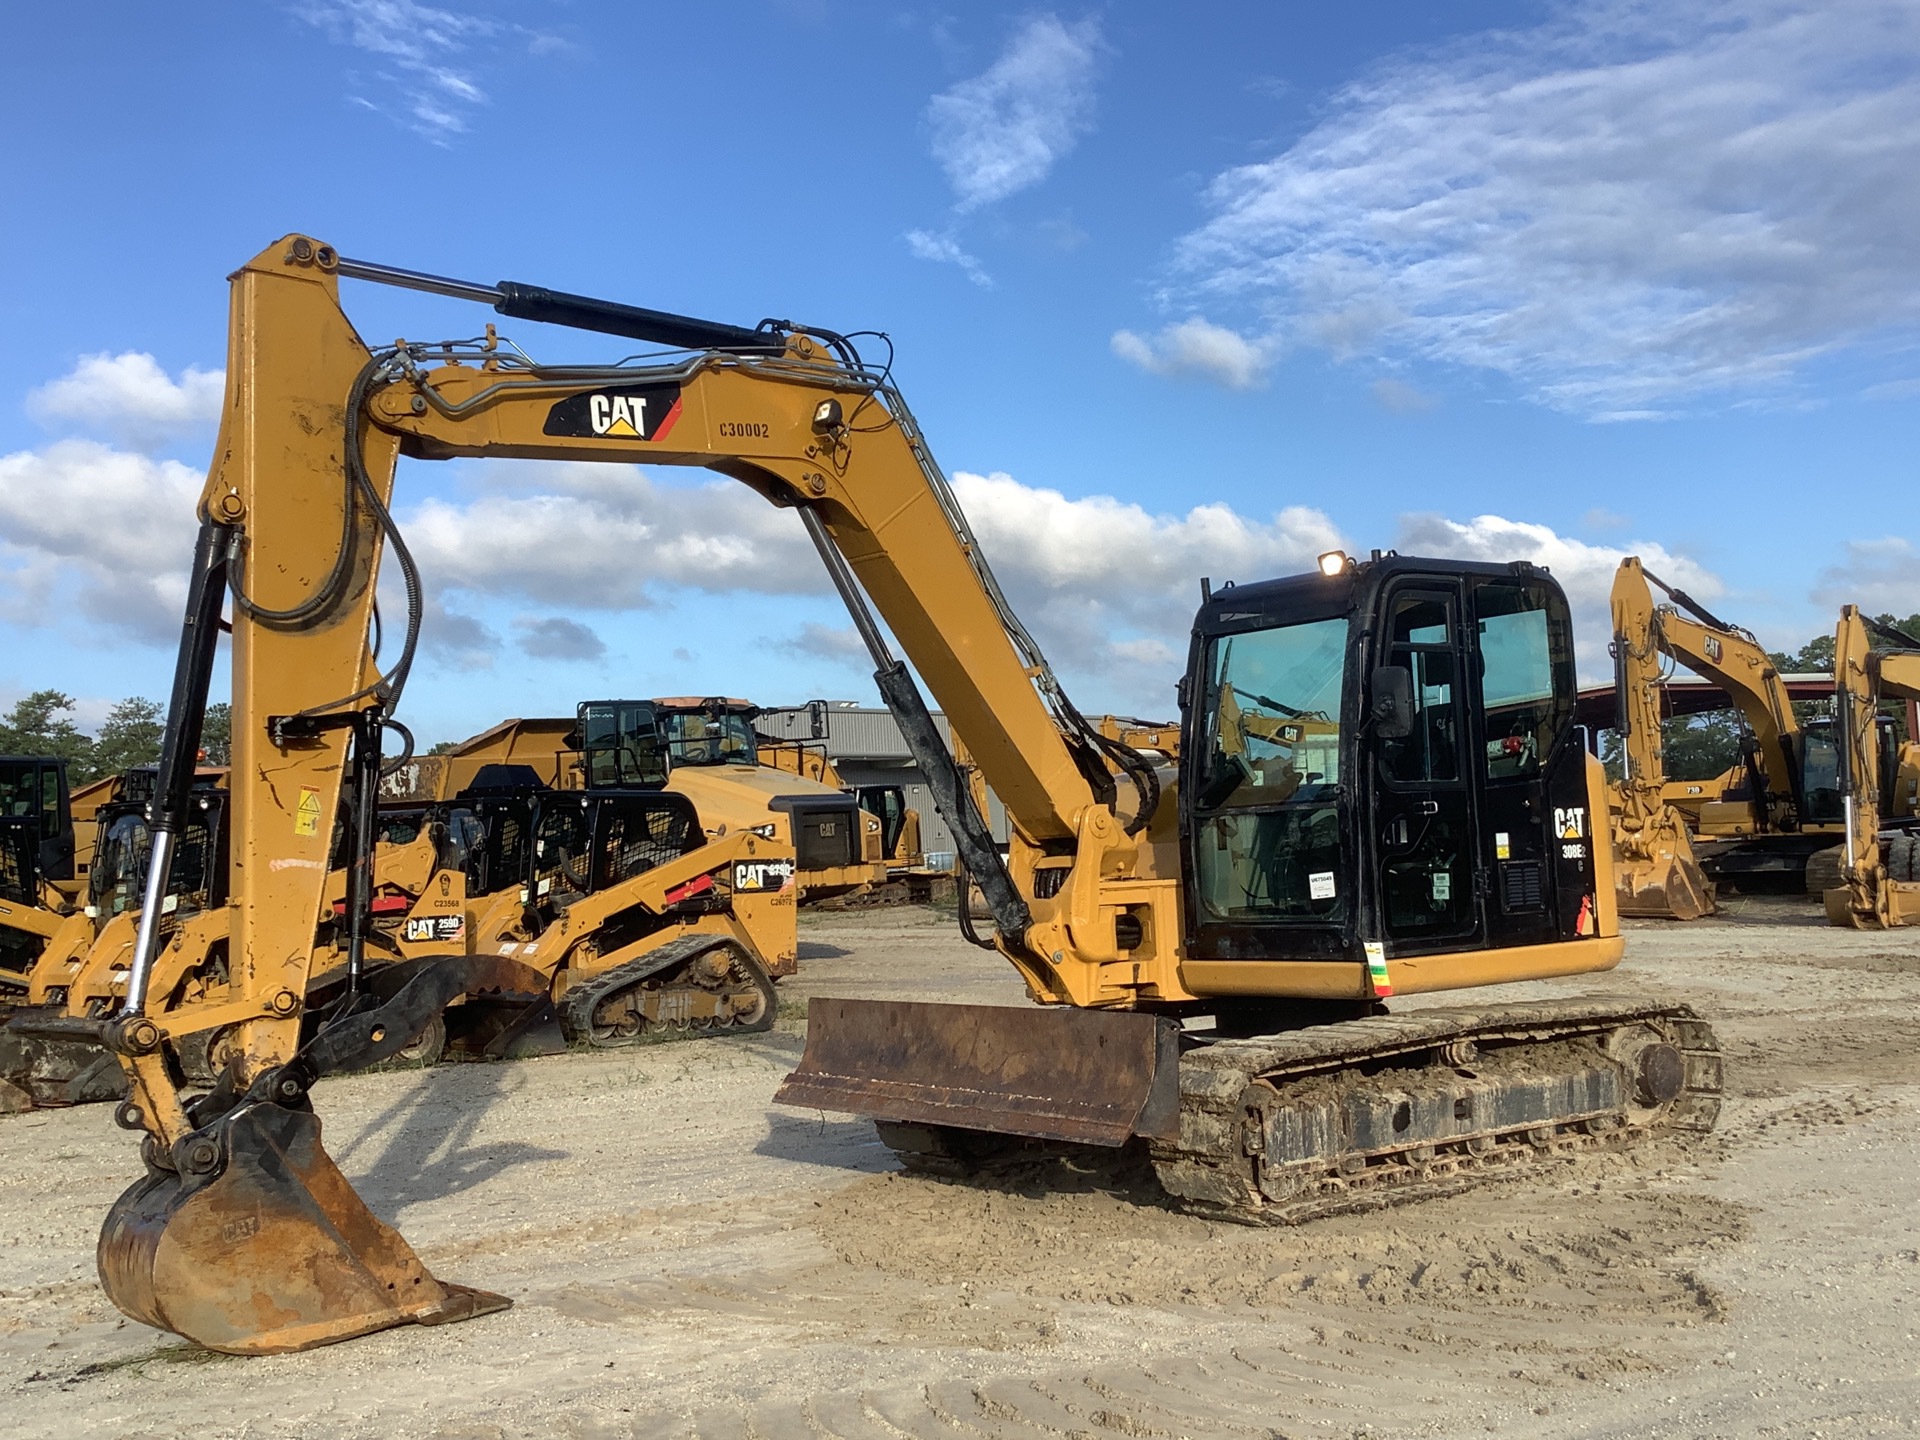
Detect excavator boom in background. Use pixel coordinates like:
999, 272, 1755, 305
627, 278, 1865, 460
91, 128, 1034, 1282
1606, 560, 1716, 919
1820, 607, 1920, 928
53, 237, 1719, 1358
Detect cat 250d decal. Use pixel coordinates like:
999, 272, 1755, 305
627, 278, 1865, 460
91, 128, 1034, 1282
544, 382, 682, 442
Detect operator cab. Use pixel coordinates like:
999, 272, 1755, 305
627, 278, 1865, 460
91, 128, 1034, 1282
650, 697, 761, 769
521, 704, 709, 909
0, 756, 73, 900
88, 783, 227, 923
1181, 554, 1591, 965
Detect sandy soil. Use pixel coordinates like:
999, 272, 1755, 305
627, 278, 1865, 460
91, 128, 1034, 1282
1, 898, 1915, 1439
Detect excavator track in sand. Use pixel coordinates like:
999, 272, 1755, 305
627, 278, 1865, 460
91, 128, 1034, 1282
848, 997, 1721, 1226
557, 932, 776, 1046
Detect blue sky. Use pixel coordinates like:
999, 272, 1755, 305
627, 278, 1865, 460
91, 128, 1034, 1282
2, 1, 1917, 742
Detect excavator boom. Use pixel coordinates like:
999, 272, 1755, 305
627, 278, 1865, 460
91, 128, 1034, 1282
1606, 559, 1716, 919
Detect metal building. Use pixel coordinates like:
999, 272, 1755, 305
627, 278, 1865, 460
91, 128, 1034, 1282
753, 701, 1010, 861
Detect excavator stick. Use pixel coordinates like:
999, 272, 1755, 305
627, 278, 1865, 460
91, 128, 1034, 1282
776, 997, 1180, 1146
97, 954, 544, 1354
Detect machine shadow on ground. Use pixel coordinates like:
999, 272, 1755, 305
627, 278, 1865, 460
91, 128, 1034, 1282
326, 1060, 568, 1216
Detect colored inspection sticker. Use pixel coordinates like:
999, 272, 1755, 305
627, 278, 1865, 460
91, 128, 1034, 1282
294, 786, 323, 837
1364, 941, 1393, 998
1494, 830, 1511, 860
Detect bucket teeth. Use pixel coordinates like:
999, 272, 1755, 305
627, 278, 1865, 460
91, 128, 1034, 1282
98, 1098, 508, 1355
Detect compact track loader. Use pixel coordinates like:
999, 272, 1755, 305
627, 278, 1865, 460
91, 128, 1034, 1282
50, 237, 1719, 1357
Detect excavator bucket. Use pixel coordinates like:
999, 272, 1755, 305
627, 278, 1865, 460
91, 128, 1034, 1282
1615, 849, 1716, 921
99, 1097, 506, 1355
1612, 856, 1720, 925
97, 954, 546, 1354
775, 997, 1180, 1145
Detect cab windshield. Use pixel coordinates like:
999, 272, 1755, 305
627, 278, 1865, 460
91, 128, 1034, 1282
662, 712, 760, 768
1194, 616, 1348, 922
89, 805, 220, 917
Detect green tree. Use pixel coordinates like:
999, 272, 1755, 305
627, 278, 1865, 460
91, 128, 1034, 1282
200, 703, 232, 766
426, 740, 460, 756
91, 697, 165, 781
1601, 710, 1748, 783
0, 690, 94, 774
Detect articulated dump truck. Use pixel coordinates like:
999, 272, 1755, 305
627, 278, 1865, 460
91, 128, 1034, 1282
23, 236, 1719, 1356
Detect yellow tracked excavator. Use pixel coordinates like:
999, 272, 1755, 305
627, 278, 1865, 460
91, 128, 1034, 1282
1818, 608, 1920, 928
45, 237, 1721, 1357
1606, 559, 1716, 919
1608, 558, 1844, 893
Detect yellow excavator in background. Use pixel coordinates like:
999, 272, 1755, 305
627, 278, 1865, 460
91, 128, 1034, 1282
1818, 607, 1920, 928
36, 237, 1719, 1358
1606, 559, 1715, 919
1608, 558, 1842, 892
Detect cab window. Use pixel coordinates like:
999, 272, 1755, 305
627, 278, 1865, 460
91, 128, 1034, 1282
1474, 583, 1573, 780
1193, 617, 1347, 923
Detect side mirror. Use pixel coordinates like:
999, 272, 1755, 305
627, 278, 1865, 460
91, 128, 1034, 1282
1371, 666, 1415, 739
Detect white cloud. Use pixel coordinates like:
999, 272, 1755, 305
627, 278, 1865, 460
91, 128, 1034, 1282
302, 0, 499, 142
513, 614, 606, 662
1396, 512, 1723, 679
1370, 377, 1437, 415
788, 622, 871, 664
28, 353, 223, 452
400, 462, 826, 612
905, 230, 993, 288
1813, 536, 1920, 619
952, 470, 1344, 682
1110, 320, 1267, 389
0, 440, 200, 639
927, 15, 1102, 211
1162, 0, 1920, 415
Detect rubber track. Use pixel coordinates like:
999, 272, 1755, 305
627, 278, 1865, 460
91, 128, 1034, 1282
1149, 993, 1723, 1225
556, 932, 776, 1046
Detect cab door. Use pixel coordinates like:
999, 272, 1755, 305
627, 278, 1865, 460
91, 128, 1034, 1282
1371, 585, 1482, 951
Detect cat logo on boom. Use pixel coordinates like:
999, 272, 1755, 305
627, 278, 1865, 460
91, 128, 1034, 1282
543, 382, 683, 442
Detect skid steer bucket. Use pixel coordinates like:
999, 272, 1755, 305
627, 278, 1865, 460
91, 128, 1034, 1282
99, 1098, 506, 1355
775, 997, 1181, 1145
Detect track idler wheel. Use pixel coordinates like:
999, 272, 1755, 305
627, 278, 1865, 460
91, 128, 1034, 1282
98, 1097, 508, 1355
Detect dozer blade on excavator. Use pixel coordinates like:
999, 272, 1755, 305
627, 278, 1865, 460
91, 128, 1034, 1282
95, 955, 545, 1354
777, 997, 1180, 1145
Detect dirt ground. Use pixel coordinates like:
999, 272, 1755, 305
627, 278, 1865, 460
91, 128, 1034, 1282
1, 897, 1915, 1439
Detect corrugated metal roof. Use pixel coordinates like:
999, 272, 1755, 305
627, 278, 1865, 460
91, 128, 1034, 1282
755, 705, 951, 762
